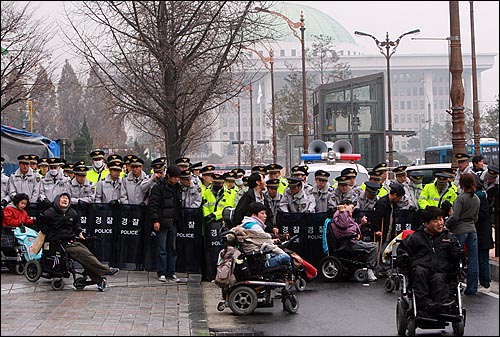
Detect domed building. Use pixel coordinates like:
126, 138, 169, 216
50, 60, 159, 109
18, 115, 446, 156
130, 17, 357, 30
201, 2, 496, 170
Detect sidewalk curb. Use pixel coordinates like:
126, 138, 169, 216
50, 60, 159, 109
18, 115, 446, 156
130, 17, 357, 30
490, 259, 499, 282
188, 274, 211, 336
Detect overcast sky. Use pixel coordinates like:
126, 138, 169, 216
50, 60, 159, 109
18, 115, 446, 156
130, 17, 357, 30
35, 1, 499, 105
290, 1, 499, 105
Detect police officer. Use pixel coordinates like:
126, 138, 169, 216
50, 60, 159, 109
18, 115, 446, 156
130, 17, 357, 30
266, 163, 287, 195
69, 163, 93, 205
189, 161, 203, 185
392, 166, 412, 210
28, 154, 41, 180
87, 150, 110, 185
481, 166, 499, 225
407, 171, 424, 210
232, 168, 247, 206
201, 173, 227, 224
175, 157, 191, 170
222, 171, 238, 208
342, 167, 362, 200
312, 170, 335, 213
37, 157, 71, 204
290, 165, 313, 196
199, 165, 215, 194
265, 178, 282, 226
62, 163, 75, 180
141, 157, 167, 205
454, 153, 472, 190
356, 181, 381, 211
418, 172, 457, 210
37, 157, 49, 178
332, 175, 357, 208
279, 177, 316, 213
94, 156, 123, 204
7, 154, 40, 204
373, 162, 391, 192
1, 157, 9, 206
120, 156, 148, 205
180, 168, 202, 208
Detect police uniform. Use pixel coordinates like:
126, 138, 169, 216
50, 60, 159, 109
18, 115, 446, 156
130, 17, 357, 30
279, 177, 316, 213
453, 153, 473, 190
332, 175, 358, 207
311, 170, 335, 213
341, 167, 362, 200
69, 164, 94, 204
291, 165, 314, 196
87, 150, 110, 184
361, 170, 389, 197
28, 154, 42, 181
7, 155, 40, 203
265, 178, 282, 226
392, 166, 412, 210
141, 157, 167, 205
37, 157, 49, 178
418, 173, 457, 209
234, 176, 249, 207
37, 157, 71, 203
119, 156, 149, 205
94, 157, 123, 204
266, 163, 288, 195
189, 161, 203, 185
199, 165, 216, 194
222, 171, 238, 208
1, 157, 10, 205
180, 169, 202, 208
202, 173, 227, 221
62, 163, 75, 180
407, 171, 424, 210
356, 181, 380, 211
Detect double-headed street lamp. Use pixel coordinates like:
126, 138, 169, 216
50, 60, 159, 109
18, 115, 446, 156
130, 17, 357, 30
256, 7, 309, 153
242, 46, 277, 163
354, 29, 420, 167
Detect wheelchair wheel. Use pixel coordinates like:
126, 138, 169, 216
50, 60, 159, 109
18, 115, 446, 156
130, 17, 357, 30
396, 298, 407, 336
385, 277, 396, 293
319, 256, 343, 282
217, 301, 226, 312
452, 315, 465, 337
51, 278, 65, 291
228, 286, 258, 315
15, 262, 25, 275
24, 260, 42, 282
294, 276, 306, 292
354, 269, 368, 283
283, 294, 299, 314
74, 277, 88, 290
407, 317, 416, 336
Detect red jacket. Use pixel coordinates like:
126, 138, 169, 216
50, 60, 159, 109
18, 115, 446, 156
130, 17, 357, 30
2, 206, 34, 227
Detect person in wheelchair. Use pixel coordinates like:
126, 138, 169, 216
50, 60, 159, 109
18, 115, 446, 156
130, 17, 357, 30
331, 199, 379, 282
236, 202, 291, 270
38, 192, 120, 291
396, 206, 463, 314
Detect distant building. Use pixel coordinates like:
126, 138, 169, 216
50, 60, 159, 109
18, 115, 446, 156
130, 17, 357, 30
206, 2, 496, 167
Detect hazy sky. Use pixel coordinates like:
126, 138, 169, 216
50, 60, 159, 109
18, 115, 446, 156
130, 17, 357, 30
290, 1, 499, 105
35, 1, 499, 105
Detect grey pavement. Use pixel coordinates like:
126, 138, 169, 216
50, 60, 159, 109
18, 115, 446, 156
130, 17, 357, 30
1, 270, 209, 336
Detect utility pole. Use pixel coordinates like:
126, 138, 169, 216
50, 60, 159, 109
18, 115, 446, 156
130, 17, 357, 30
449, 1, 466, 169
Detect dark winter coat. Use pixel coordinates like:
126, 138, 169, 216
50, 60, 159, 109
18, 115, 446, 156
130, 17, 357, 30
475, 190, 494, 250
149, 178, 182, 230
38, 193, 82, 242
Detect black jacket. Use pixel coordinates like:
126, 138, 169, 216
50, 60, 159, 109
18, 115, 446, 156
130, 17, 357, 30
38, 193, 82, 242
397, 227, 462, 273
475, 190, 494, 250
232, 188, 273, 229
372, 194, 396, 243
149, 177, 182, 229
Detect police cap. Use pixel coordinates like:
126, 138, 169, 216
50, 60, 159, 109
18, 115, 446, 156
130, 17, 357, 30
287, 177, 303, 187
392, 165, 408, 175
175, 157, 191, 167
47, 158, 62, 166
435, 173, 449, 181
373, 162, 388, 172
231, 168, 246, 177
314, 170, 330, 181
73, 164, 89, 175
180, 169, 192, 179
341, 168, 357, 178
409, 171, 424, 182
291, 165, 308, 176
455, 153, 470, 162
189, 161, 203, 170
89, 149, 105, 160
251, 165, 268, 175
200, 165, 215, 175
266, 163, 283, 173
213, 173, 224, 183
28, 154, 39, 164
129, 157, 144, 166
365, 181, 381, 194
37, 158, 49, 166
223, 171, 237, 181
266, 178, 280, 188
17, 155, 31, 164
335, 175, 350, 185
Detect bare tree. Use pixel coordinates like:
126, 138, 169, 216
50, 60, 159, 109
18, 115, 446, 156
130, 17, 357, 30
1, 1, 55, 114
62, 1, 275, 163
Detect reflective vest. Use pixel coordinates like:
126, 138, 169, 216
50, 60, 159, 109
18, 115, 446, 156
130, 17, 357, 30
87, 168, 110, 184
418, 182, 457, 209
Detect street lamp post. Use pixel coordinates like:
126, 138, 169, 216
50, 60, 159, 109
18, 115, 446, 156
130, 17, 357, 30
255, 7, 309, 153
354, 29, 420, 167
242, 46, 277, 163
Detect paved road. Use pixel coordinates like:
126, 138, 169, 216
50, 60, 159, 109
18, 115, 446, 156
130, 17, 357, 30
1, 271, 209, 336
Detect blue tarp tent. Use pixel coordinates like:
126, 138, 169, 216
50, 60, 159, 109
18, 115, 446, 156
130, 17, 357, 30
1, 124, 60, 175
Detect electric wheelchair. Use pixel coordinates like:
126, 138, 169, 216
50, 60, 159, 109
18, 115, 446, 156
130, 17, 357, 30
216, 231, 299, 316
394, 252, 467, 336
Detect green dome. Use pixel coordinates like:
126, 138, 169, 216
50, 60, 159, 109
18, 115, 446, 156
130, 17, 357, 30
269, 2, 357, 45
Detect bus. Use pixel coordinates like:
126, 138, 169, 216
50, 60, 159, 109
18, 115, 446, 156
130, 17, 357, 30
424, 140, 499, 166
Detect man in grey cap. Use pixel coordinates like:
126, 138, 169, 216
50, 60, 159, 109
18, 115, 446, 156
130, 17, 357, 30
120, 156, 148, 205
279, 177, 316, 213
6, 155, 40, 205
356, 181, 380, 211
453, 153, 472, 189
69, 163, 93, 205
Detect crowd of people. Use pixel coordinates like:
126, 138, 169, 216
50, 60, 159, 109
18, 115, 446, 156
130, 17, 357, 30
1, 150, 498, 293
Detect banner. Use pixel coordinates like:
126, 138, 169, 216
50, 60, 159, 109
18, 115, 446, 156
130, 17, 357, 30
87, 203, 115, 264
301, 212, 329, 268
176, 208, 203, 273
